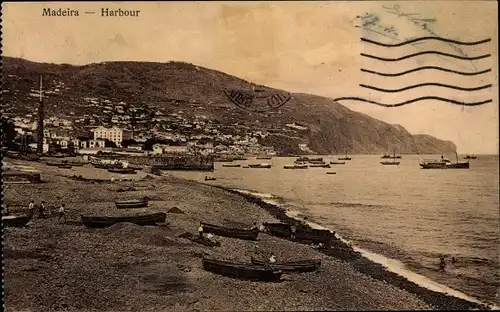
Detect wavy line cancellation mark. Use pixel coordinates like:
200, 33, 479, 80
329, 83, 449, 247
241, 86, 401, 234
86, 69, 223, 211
361, 36, 491, 47
361, 51, 491, 62
360, 83, 492, 93
361, 67, 491, 77
332, 97, 492, 107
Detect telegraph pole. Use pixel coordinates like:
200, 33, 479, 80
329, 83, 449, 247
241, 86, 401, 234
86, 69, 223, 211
37, 76, 44, 155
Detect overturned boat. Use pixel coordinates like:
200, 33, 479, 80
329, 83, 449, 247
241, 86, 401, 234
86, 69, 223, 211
202, 258, 282, 282
115, 199, 149, 209
201, 222, 259, 240
81, 212, 166, 228
250, 257, 321, 272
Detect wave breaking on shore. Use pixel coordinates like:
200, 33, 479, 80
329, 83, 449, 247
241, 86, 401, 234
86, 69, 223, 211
225, 187, 495, 310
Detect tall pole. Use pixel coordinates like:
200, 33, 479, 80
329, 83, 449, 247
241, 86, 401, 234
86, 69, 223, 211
37, 76, 44, 154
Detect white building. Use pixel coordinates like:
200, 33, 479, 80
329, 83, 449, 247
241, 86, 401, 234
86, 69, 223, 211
92, 126, 123, 147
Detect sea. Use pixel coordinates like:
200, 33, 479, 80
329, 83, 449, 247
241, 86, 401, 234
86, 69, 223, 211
168, 155, 499, 306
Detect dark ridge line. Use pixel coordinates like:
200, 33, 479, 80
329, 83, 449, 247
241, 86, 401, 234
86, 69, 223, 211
332, 97, 493, 107
361, 67, 492, 77
361, 37, 492, 47
361, 51, 491, 62
360, 83, 493, 93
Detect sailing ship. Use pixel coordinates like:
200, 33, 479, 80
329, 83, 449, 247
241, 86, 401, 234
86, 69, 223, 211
338, 150, 351, 161
381, 150, 402, 159
380, 150, 400, 166
420, 154, 470, 169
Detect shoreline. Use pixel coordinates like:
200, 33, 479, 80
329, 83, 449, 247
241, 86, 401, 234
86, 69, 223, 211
209, 184, 492, 310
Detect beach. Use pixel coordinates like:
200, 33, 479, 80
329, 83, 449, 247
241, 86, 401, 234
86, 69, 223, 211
2, 159, 489, 311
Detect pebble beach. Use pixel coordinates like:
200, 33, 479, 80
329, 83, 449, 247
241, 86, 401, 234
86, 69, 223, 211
2, 159, 489, 311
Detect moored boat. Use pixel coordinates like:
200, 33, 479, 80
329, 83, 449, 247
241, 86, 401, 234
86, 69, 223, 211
420, 154, 469, 169
57, 164, 73, 169
329, 161, 345, 165
248, 163, 272, 169
81, 212, 166, 228
115, 199, 149, 209
256, 156, 272, 160
326, 172, 337, 175
464, 155, 477, 160
338, 150, 351, 161
222, 164, 241, 167
381, 161, 400, 166
309, 164, 331, 168
201, 222, 260, 240
250, 257, 321, 272
202, 258, 282, 282
283, 165, 308, 169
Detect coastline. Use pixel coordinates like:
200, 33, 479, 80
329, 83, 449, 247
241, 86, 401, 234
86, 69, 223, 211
211, 185, 492, 310
0, 159, 491, 311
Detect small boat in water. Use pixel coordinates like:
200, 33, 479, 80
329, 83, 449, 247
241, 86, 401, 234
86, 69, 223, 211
115, 199, 149, 209
2, 213, 33, 227
248, 163, 272, 169
284, 164, 308, 169
463, 155, 477, 160
326, 172, 336, 175
222, 164, 241, 168
202, 258, 282, 282
338, 150, 351, 161
250, 257, 321, 272
381, 150, 401, 165
309, 164, 331, 168
329, 161, 345, 165
57, 164, 73, 169
81, 212, 166, 228
296, 156, 323, 162
204, 176, 217, 181
201, 222, 260, 240
256, 156, 272, 160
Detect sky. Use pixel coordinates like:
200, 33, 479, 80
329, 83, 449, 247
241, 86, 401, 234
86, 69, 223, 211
2, 1, 498, 154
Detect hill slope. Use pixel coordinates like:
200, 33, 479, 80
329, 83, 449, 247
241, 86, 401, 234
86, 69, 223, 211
1, 56, 456, 155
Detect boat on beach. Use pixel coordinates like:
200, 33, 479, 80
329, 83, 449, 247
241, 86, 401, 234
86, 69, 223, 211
202, 258, 282, 282
250, 256, 321, 272
81, 212, 166, 228
107, 168, 137, 174
2, 213, 33, 227
57, 164, 73, 169
115, 199, 149, 209
201, 222, 260, 240
263, 222, 335, 245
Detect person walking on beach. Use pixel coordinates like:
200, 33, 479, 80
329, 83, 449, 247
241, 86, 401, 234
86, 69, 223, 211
38, 201, 46, 218
58, 204, 66, 223
439, 256, 446, 271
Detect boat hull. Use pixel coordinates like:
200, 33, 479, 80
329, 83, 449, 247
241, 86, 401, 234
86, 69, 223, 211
202, 258, 282, 281
263, 222, 335, 245
2, 214, 33, 227
380, 162, 400, 165
250, 257, 321, 272
201, 222, 259, 240
420, 162, 470, 169
81, 212, 166, 228
115, 200, 149, 209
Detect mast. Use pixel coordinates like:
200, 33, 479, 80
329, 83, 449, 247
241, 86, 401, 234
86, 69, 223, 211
37, 76, 44, 154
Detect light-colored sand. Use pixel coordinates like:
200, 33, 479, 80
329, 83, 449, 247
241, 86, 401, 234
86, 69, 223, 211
3, 159, 431, 311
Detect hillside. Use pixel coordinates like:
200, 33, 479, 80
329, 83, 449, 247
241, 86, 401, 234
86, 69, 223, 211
1, 56, 457, 155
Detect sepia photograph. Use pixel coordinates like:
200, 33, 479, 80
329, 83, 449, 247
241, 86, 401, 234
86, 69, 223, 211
1, 1, 498, 311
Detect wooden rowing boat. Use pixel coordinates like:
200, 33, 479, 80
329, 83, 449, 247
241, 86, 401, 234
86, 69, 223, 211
201, 222, 259, 240
81, 212, 166, 228
250, 256, 321, 272
2, 213, 33, 227
202, 258, 282, 281
115, 199, 149, 209
263, 222, 335, 245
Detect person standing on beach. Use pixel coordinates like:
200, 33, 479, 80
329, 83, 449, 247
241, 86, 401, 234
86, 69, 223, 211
290, 224, 297, 241
38, 201, 46, 218
439, 256, 446, 271
28, 200, 35, 212
58, 204, 66, 223
198, 222, 204, 238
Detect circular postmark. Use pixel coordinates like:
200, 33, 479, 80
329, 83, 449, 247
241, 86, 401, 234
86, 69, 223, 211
223, 88, 292, 113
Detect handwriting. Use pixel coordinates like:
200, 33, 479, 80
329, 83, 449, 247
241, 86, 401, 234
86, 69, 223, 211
381, 4, 476, 71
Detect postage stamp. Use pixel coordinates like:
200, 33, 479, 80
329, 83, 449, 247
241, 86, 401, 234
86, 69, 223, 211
1, 1, 498, 311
